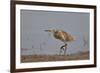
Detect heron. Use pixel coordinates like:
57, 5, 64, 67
44, 29, 75, 55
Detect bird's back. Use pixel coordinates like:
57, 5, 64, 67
53, 30, 74, 42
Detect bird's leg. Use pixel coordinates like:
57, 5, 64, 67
60, 44, 66, 55
64, 44, 67, 55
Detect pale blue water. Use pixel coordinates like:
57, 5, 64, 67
21, 10, 90, 55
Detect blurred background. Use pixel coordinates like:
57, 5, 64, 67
21, 9, 90, 55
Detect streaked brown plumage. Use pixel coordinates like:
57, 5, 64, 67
53, 30, 74, 42
45, 29, 75, 55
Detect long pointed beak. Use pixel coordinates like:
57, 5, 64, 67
44, 30, 51, 32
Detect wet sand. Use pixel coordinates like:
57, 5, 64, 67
21, 51, 89, 63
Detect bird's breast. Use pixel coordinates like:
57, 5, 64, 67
53, 30, 74, 42
53, 31, 66, 41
